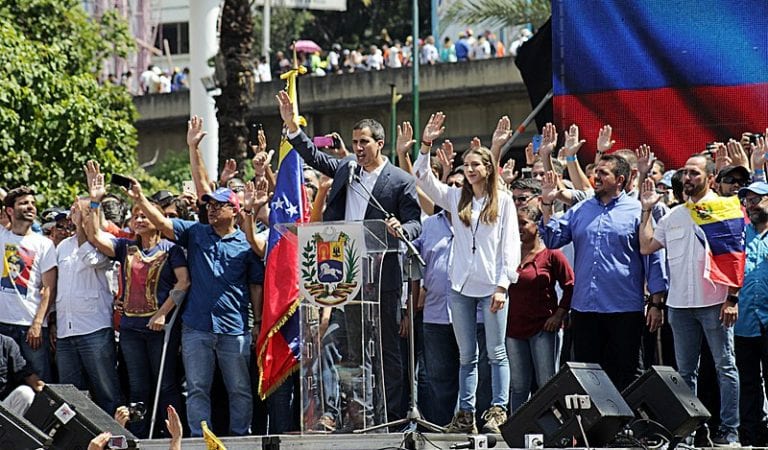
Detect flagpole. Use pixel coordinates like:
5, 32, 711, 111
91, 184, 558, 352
498, 89, 553, 160
411, 0, 419, 161
390, 84, 402, 163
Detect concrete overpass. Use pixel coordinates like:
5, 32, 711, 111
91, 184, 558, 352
133, 57, 537, 165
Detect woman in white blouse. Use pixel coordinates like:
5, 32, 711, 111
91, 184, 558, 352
411, 112, 521, 434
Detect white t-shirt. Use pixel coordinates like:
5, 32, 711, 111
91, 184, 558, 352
0, 227, 57, 326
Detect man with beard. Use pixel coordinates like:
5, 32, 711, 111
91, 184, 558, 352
539, 155, 667, 392
0, 187, 57, 382
733, 182, 768, 446
639, 155, 742, 446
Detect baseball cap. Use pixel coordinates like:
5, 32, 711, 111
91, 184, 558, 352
202, 187, 240, 211
41, 207, 68, 223
716, 165, 750, 183
658, 170, 676, 188
738, 181, 768, 198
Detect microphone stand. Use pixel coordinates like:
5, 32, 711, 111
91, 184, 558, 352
349, 174, 443, 434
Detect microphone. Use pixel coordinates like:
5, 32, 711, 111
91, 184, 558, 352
347, 160, 358, 185
450, 435, 497, 449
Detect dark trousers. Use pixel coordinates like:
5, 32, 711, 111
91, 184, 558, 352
570, 311, 644, 391
380, 289, 404, 421
735, 334, 768, 445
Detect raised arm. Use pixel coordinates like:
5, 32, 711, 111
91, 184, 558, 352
635, 144, 655, 182
490, 115, 513, 165
84, 162, 116, 258
395, 121, 416, 174
561, 124, 591, 191
595, 124, 615, 163
242, 180, 271, 257
187, 116, 213, 201
538, 122, 558, 172
639, 178, 664, 255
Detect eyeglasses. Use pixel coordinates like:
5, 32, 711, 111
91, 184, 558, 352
207, 202, 234, 211
55, 223, 74, 231
513, 196, 533, 203
741, 195, 765, 207
720, 176, 748, 186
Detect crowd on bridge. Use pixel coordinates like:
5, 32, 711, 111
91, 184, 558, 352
2, 89, 768, 447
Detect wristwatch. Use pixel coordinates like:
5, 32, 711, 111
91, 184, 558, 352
726, 294, 739, 304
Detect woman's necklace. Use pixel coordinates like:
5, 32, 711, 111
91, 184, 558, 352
470, 196, 487, 254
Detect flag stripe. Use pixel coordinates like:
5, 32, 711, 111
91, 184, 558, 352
700, 219, 747, 256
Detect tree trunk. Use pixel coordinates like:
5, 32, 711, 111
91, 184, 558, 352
215, 0, 255, 176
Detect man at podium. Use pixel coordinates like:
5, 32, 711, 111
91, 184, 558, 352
277, 91, 422, 423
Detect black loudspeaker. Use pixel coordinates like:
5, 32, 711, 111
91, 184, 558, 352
0, 401, 51, 449
622, 365, 710, 439
24, 384, 139, 449
500, 362, 635, 448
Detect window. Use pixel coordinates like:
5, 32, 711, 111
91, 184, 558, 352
155, 22, 189, 55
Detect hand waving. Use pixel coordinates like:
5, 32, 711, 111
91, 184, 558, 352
422, 112, 446, 143
187, 116, 207, 149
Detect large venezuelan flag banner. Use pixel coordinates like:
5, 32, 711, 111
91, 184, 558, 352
687, 196, 746, 287
553, 1, 768, 169
257, 68, 310, 398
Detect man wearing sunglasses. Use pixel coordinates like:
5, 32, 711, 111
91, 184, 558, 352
734, 182, 768, 446
716, 165, 750, 197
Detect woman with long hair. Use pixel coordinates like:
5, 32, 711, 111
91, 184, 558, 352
84, 162, 189, 438
411, 113, 520, 434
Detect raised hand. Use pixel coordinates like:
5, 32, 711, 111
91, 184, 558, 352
639, 177, 661, 210
436, 140, 455, 178
187, 115, 207, 149
276, 90, 300, 131
469, 136, 482, 151
422, 112, 446, 144
252, 149, 275, 175
524, 142, 535, 166
727, 139, 749, 168
85, 161, 106, 202
752, 133, 767, 171
491, 116, 513, 150
501, 158, 519, 184
541, 170, 559, 204
596, 124, 615, 153
539, 122, 558, 158
562, 124, 586, 157
396, 121, 416, 157
123, 176, 143, 202
715, 143, 731, 173
635, 144, 655, 177
219, 159, 239, 185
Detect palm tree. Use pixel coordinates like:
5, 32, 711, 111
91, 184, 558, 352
215, 0, 255, 175
442, 0, 550, 30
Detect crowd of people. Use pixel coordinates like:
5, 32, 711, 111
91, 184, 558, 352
3, 91, 768, 446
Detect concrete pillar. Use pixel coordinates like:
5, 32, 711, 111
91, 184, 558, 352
189, 0, 220, 182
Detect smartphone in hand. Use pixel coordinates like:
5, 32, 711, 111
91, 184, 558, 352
532, 134, 543, 154
110, 174, 133, 190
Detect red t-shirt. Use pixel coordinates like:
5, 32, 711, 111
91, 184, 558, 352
506, 248, 574, 339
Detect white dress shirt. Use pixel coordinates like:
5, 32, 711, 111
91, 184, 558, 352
345, 159, 387, 221
55, 236, 114, 338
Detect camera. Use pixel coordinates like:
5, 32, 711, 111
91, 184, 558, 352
751, 133, 763, 145
127, 402, 147, 423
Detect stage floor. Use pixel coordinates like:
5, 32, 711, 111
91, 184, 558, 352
139, 432, 515, 449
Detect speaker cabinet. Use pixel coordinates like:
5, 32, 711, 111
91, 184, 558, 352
500, 362, 635, 447
622, 365, 710, 438
0, 401, 51, 450
25, 384, 139, 449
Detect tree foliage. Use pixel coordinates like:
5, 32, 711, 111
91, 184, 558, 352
252, 6, 315, 56
442, 0, 551, 31
0, 0, 143, 207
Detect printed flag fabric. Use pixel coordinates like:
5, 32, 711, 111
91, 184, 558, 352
687, 195, 746, 287
553, 1, 768, 169
257, 73, 310, 398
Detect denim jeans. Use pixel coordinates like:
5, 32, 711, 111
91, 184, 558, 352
182, 325, 253, 437
57, 327, 121, 415
448, 290, 509, 412
422, 322, 459, 426
120, 325, 183, 438
735, 334, 768, 445
506, 329, 562, 412
668, 305, 740, 432
0, 322, 51, 382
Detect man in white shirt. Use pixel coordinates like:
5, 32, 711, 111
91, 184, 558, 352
0, 187, 57, 382
55, 199, 120, 415
639, 155, 742, 446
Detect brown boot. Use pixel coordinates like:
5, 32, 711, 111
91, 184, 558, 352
445, 410, 478, 434
481, 405, 507, 434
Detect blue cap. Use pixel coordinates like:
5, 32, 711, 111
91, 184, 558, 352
738, 181, 768, 198
202, 187, 240, 211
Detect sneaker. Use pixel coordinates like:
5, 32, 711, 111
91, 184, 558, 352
712, 428, 740, 447
693, 424, 713, 447
481, 405, 507, 434
445, 410, 478, 434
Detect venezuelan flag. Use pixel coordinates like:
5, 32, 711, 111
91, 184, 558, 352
687, 196, 746, 287
553, 1, 768, 169
257, 67, 310, 399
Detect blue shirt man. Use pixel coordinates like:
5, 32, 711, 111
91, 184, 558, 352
538, 155, 667, 391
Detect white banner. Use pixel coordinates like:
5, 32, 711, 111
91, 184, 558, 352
253, 0, 346, 12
